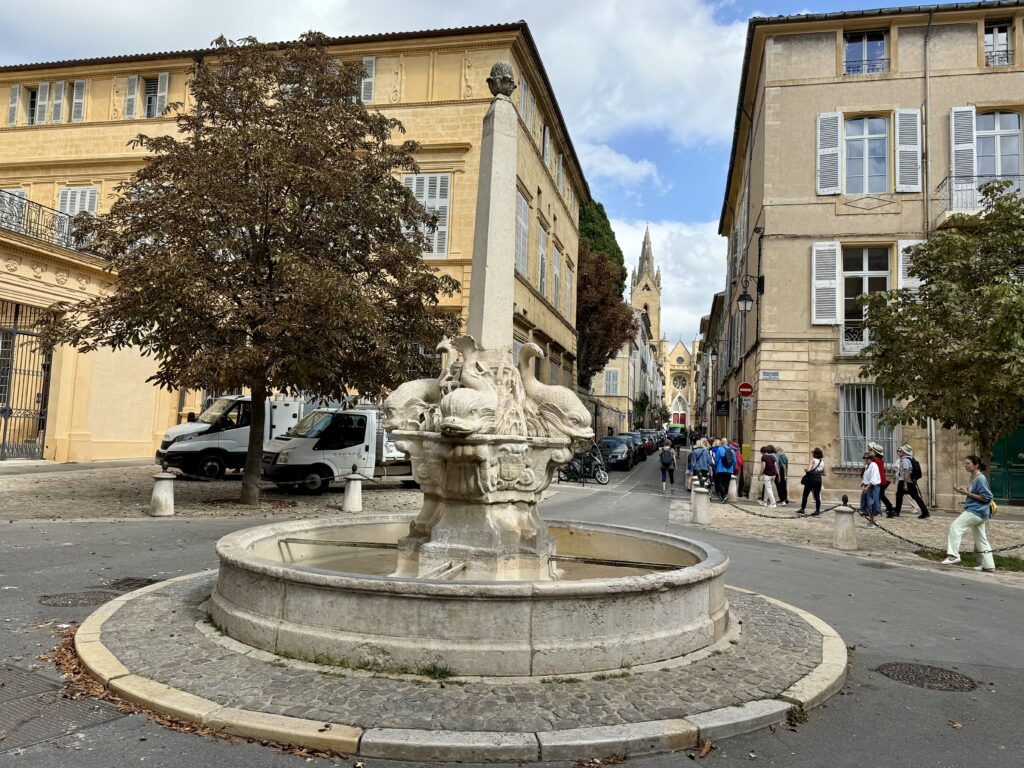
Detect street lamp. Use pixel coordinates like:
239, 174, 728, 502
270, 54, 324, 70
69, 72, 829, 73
735, 274, 764, 315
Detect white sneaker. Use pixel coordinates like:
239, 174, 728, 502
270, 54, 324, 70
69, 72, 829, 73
940, 555, 961, 565
769, 503, 777, 508
973, 565, 995, 573
758, 501, 767, 506
778, 501, 787, 506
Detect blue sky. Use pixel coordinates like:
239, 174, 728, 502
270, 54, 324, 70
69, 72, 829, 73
0, 0, 960, 344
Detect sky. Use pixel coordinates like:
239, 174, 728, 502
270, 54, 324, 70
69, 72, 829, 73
0, 0, 932, 344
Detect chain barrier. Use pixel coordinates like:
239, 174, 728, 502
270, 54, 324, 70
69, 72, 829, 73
868, 516, 1024, 555
173, 468, 386, 490
721, 499, 843, 520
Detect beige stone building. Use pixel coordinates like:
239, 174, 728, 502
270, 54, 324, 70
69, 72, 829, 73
0, 22, 588, 462
664, 339, 698, 429
706, 1, 1024, 508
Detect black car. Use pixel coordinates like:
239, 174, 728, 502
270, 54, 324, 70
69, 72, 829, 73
599, 437, 632, 470
617, 433, 646, 463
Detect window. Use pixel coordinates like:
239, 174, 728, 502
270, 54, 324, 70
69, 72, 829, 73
57, 185, 98, 216
515, 191, 529, 275
845, 116, 888, 194
26, 87, 38, 125
976, 111, 1021, 181
359, 57, 375, 104
550, 360, 559, 385
840, 385, 897, 466
538, 226, 548, 295
542, 125, 551, 166
564, 265, 573, 317
844, 30, 888, 75
402, 173, 450, 257
143, 78, 159, 118
604, 369, 619, 396
512, 339, 523, 366
842, 246, 889, 346
556, 153, 565, 191
518, 77, 535, 132
553, 246, 561, 311
985, 20, 1013, 67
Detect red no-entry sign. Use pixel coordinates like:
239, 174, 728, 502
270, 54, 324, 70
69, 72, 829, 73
738, 382, 754, 397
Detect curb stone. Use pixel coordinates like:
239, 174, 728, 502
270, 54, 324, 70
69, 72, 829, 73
360, 729, 539, 762
537, 719, 698, 760
687, 700, 792, 740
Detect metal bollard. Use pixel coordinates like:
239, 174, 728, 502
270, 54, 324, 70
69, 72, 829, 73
833, 504, 857, 550
341, 474, 363, 513
727, 474, 739, 502
150, 472, 176, 517
691, 487, 713, 525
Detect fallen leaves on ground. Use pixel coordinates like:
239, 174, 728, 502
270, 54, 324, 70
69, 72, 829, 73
948, 720, 962, 730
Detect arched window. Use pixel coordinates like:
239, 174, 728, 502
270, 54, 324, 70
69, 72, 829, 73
977, 111, 1021, 182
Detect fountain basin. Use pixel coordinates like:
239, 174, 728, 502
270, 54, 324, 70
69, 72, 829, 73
209, 515, 730, 677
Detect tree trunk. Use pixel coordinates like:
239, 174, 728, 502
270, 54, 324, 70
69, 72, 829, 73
240, 383, 267, 505
980, 443, 994, 481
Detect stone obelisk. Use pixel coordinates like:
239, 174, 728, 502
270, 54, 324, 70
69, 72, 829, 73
466, 62, 519, 359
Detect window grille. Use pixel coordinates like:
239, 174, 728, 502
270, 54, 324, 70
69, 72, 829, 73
839, 384, 898, 466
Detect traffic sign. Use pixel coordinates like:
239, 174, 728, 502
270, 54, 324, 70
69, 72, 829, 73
738, 382, 754, 397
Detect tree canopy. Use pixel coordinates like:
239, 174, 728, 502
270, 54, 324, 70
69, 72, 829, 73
41, 33, 460, 503
859, 181, 1024, 470
579, 201, 627, 293
575, 240, 638, 390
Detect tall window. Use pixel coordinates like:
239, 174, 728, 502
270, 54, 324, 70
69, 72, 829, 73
844, 31, 888, 75
538, 226, 548, 295
564, 266, 573, 317
553, 246, 561, 311
976, 111, 1021, 182
842, 246, 889, 344
550, 360, 559, 385
845, 116, 888, 194
985, 20, 1013, 67
402, 173, 450, 257
515, 191, 529, 275
518, 77, 535, 132
26, 88, 38, 125
604, 369, 619, 396
840, 385, 897, 466
143, 78, 160, 118
542, 125, 551, 166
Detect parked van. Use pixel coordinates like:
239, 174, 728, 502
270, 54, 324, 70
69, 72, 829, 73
261, 405, 410, 493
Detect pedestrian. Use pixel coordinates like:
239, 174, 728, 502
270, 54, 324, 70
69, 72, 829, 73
728, 440, 744, 477
773, 444, 789, 506
758, 446, 778, 507
868, 442, 896, 517
659, 439, 677, 494
688, 439, 711, 490
860, 451, 882, 523
797, 447, 825, 516
711, 439, 732, 502
943, 455, 996, 572
894, 444, 930, 519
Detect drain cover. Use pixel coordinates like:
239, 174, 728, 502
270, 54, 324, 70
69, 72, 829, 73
38, 591, 121, 607
103, 577, 163, 591
877, 662, 977, 691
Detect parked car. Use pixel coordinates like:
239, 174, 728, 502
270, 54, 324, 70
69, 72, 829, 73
639, 429, 660, 453
667, 425, 687, 448
618, 432, 647, 462
599, 437, 632, 470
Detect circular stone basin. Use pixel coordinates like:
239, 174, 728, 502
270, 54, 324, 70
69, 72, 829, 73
209, 515, 730, 677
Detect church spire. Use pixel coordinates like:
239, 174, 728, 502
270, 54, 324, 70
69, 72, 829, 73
637, 225, 656, 281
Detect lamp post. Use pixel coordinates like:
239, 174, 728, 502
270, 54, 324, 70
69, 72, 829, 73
735, 273, 764, 315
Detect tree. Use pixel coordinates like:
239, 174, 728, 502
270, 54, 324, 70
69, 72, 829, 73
650, 403, 671, 428
633, 391, 650, 428
575, 241, 638, 390
40, 34, 460, 504
579, 201, 627, 292
859, 181, 1024, 473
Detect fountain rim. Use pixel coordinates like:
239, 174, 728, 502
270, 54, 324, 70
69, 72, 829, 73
214, 514, 729, 598
390, 429, 573, 446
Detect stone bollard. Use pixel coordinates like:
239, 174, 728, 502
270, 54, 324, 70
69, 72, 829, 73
833, 505, 857, 550
341, 474, 363, 513
691, 487, 713, 525
727, 474, 739, 502
149, 472, 176, 517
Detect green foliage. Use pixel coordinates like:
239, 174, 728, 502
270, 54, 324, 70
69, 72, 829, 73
579, 201, 626, 292
575, 241, 638, 390
859, 181, 1024, 468
39, 34, 460, 503
633, 391, 650, 425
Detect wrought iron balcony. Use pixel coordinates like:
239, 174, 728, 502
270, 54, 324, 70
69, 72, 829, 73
843, 57, 890, 75
985, 48, 1014, 67
0, 188, 81, 251
937, 174, 1024, 220
840, 322, 869, 355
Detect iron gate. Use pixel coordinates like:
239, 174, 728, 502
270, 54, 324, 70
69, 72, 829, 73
0, 301, 52, 460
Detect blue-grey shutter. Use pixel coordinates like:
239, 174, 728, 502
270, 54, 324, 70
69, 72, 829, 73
816, 112, 842, 195
50, 81, 65, 123
424, 173, 449, 257
811, 241, 841, 325
57, 187, 72, 213
7, 84, 20, 127
156, 72, 169, 115
71, 80, 86, 122
894, 109, 922, 192
897, 239, 925, 295
34, 82, 49, 125
515, 191, 529, 274
360, 57, 375, 104
124, 75, 138, 119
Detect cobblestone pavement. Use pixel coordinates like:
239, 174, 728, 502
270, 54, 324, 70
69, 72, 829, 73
101, 574, 821, 732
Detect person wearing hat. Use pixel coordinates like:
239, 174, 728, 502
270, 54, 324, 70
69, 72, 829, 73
860, 450, 882, 522
895, 444, 930, 519
868, 442, 896, 517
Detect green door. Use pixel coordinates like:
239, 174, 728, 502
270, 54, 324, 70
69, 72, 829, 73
991, 423, 1024, 505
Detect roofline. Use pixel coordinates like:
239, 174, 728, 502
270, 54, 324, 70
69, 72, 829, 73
0, 21, 590, 200
717, 0, 1024, 233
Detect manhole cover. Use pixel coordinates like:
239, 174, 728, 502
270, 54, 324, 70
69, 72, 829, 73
877, 662, 977, 691
37, 591, 121, 607
103, 577, 163, 591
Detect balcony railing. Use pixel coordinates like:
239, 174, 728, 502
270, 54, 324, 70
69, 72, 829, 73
937, 174, 1024, 216
0, 188, 81, 251
985, 48, 1014, 67
844, 57, 890, 75
840, 322, 869, 355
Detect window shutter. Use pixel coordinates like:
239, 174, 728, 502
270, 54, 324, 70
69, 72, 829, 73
34, 82, 49, 125
57, 188, 71, 213
816, 112, 842, 195
894, 109, 922, 192
897, 239, 925, 295
7, 84, 20, 127
950, 106, 976, 179
565, 267, 573, 316
515, 192, 529, 274
85, 186, 98, 215
58, 185, 98, 215
50, 81, 65, 123
156, 72, 169, 115
360, 57, 375, 104
426, 173, 449, 257
556, 154, 564, 190
811, 241, 841, 325
554, 247, 561, 310
71, 80, 86, 122
124, 75, 138, 119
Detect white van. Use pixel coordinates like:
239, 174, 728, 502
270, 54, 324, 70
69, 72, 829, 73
261, 406, 410, 493
156, 395, 303, 478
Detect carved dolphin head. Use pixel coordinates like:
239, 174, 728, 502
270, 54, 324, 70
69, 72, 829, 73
539, 401, 594, 442
438, 387, 494, 436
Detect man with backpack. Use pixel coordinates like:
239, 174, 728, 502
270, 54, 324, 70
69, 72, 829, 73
712, 439, 735, 502
895, 444, 930, 519
688, 439, 711, 490
659, 439, 677, 494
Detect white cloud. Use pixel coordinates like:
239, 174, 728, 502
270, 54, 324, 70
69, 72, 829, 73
610, 218, 726, 346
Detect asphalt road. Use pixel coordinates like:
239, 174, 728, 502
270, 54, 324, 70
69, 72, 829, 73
1, 455, 1021, 767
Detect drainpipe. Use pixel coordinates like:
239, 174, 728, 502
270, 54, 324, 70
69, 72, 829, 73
924, 9, 938, 507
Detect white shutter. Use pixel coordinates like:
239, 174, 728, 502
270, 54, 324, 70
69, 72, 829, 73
57, 188, 71, 213
360, 57, 375, 104
124, 75, 138, 119
515, 192, 529, 274
71, 80, 86, 122
34, 82, 49, 125
895, 109, 922, 192
816, 112, 842, 195
7, 84, 20, 127
897, 239, 925, 294
85, 186, 98, 215
156, 72, 169, 115
426, 173, 449, 257
50, 81, 65, 123
518, 77, 528, 116
57, 185, 98, 215
811, 241, 841, 325
950, 106, 977, 179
